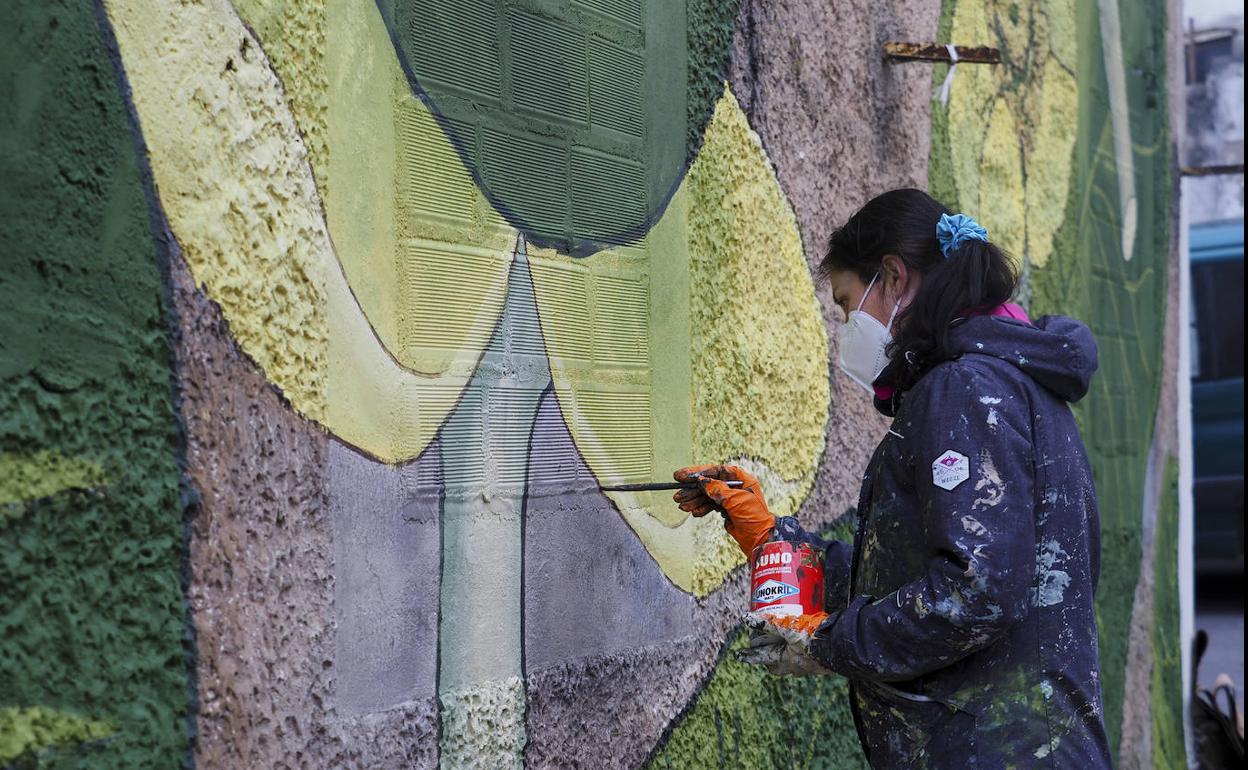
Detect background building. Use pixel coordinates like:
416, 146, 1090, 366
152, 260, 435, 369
1183, 0, 1245, 723
1184, 8, 1244, 222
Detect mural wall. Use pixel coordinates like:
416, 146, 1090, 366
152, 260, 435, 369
0, 0, 1180, 768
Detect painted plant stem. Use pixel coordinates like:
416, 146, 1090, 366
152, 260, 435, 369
437, 237, 547, 769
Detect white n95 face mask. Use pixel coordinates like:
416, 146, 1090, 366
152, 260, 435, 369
837, 272, 901, 394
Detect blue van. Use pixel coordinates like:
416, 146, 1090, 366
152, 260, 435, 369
1190, 218, 1245, 575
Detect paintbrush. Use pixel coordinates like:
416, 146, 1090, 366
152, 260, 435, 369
600, 480, 746, 492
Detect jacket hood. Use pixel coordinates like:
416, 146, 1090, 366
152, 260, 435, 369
946, 314, 1099, 403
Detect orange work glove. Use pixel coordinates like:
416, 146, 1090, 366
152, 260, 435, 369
753, 611, 829, 637
672, 464, 774, 556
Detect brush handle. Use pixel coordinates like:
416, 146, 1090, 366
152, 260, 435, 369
600, 480, 746, 492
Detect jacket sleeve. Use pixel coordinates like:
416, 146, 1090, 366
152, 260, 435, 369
772, 516, 855, 612
810, 363, 1036, 681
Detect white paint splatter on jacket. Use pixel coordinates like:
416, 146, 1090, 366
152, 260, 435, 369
778, 315, 1111, 769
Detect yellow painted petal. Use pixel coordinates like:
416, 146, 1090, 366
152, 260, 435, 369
230, 0, 514, 379
229, 0, 329, 193
950, 0, 1080, 273
686, 88, 828, 515
947, 0, 997, 214
978, 98, 1027, 263
990, 0, 1036, 79
1025, 56, 1079, 269
326, 0, 513, 376
106, 0, 330, 419
530, 87, 828, 594
104, 0, 513, 462
1046, 0, 1078, 73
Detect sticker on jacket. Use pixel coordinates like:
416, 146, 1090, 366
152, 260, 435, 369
932, 450, 969, 491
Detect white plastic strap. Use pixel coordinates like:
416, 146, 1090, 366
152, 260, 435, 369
935, 44, 959, 106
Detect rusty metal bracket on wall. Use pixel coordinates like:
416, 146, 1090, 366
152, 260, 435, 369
883, 42, 1002, 64
1180, 164, 1245, 177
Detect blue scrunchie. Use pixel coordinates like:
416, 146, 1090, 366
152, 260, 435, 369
936, 213, 988, 258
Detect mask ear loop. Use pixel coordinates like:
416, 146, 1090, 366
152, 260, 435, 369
857, 271, 903, 333
857, 272, 881, 312
884, 298, 902, 333
873, 268, 902, 333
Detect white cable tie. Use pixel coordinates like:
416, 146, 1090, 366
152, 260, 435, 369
935, 44, 959, 107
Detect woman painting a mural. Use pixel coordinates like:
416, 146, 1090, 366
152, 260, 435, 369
673, 189, 1113, 769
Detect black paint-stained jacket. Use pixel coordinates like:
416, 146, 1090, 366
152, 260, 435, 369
777, 314, 1113, 769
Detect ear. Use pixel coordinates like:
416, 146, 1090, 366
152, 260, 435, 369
880, 254, 910, 303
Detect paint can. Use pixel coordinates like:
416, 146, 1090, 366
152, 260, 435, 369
749, 539, 824, 616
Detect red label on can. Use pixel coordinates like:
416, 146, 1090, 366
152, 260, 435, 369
749, 540, 824, 616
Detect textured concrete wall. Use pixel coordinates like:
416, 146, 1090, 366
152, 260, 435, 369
1, 0, 1180, 768
0, 1, 190, 765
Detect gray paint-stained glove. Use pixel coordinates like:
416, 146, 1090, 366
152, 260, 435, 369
736, 612, 836, 677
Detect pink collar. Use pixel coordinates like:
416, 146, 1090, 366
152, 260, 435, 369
987, 302, 1031, 323
871, 303, 1032, 401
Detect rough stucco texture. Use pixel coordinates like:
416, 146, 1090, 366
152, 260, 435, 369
106, 0, 506, 464
0, 1, 190, 766
231, 0, 329, 194
725, 0, 941, 537
0, 707, 114, 765
104, 0, 330, 425
4, 0, 1179, 766
171, 245, 334, 768
645, 518, 867, 770
172, 247, 440, 769
688, 86, 829, 513
524, 393, 703, 769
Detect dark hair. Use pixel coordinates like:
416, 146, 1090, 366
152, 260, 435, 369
820, 188, 1017, 388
